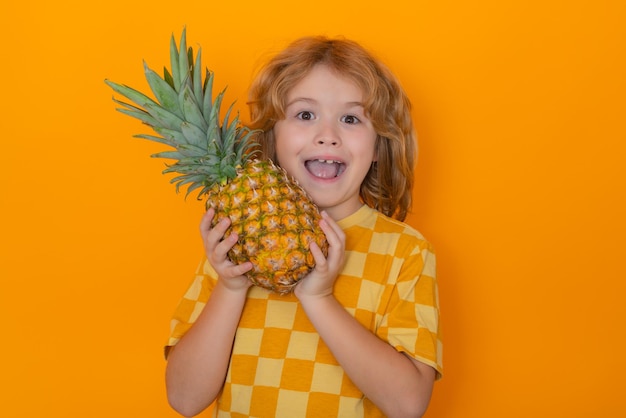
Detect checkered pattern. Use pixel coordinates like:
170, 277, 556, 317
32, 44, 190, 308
167, 205, 442, 417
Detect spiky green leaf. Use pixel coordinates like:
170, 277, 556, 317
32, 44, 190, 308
178, 32, 190, 91
133, 134, 176, 147
144, 62, 183, 117
152, 150, 185, 160
106, 28, 263, 198
192, 50, 204, 106
180, 121, 206, 147
143, 103, 184, 130
153, 127, 188, 145
163, 67, 175, 89
105, 79, 157, 108
180, 86, 208, 131
202, 70, 214, 122
115, 107, 158, 126
169, 33, 181, 90
178, 142, 208, 157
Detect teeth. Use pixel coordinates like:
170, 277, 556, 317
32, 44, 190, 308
317, 159, 339, 164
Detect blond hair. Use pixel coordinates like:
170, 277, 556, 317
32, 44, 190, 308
248, 36, 416, 221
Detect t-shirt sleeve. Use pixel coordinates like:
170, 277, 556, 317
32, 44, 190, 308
377, 240, 443, 379
164, 258, 217, 359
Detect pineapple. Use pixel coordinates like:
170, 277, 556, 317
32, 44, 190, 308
105, 29, 328, 294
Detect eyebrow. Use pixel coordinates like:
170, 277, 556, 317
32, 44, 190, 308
285, 98, 316, 107
285, 97, 365, 108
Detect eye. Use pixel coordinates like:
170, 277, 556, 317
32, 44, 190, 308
296, 111, 314, 121
341, 114, 360, 124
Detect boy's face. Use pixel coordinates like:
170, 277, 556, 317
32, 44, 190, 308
273, 64, 377, 221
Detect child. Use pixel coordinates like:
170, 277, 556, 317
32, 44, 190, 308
165, 36, 442, 418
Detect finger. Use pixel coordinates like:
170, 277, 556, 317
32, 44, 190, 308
321, 211, 344, 236
202, 211, 233, 257
199, 207, 215, 235
317, 213, 346, 271
210, 215, 232, 240
211, 230, 238, 262
231, 261, 254, 277
309, 241, 328, 270
319, 212, 345, 247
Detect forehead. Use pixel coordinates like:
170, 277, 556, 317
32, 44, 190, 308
286, 64, 364, 102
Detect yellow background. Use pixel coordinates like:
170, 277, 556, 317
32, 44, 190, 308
1, 0, 625, 416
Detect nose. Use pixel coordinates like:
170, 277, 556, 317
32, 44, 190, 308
315, 120, 341, 146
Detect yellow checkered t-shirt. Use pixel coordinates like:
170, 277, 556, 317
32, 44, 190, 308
167, 205, 443, 417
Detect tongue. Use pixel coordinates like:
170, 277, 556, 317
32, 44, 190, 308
305, 160, 340, 178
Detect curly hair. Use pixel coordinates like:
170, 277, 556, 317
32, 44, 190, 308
247, 36, 416, 221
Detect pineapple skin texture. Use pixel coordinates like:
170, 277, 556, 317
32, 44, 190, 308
207, 159, 329, 294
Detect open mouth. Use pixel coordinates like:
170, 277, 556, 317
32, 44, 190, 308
305, 159, 346, 179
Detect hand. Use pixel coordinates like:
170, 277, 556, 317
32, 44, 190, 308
294, 211, 346, 300
200, 208, 253, 292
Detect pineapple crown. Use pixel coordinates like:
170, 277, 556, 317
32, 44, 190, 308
105, 28, 258, 198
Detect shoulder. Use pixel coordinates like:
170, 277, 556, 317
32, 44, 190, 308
358, 206, 431, 243
343, 206, 434, 258
374, 210, 426, 237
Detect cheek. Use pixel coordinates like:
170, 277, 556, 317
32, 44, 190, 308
273, 123, 303, 152
273, 121, 292, 146
356, 133, 378, 161
272, 130, 293, 168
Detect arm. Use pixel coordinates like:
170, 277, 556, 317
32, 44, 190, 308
299, 294, 435, 417
296, 213, 435, 417
165, 209, 252, 417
